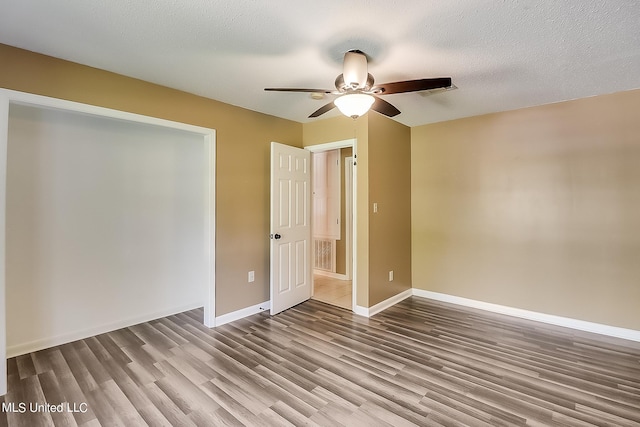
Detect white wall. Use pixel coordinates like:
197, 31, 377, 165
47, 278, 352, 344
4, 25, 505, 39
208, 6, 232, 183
6, 103, 209, 356
312, 149, 340, 239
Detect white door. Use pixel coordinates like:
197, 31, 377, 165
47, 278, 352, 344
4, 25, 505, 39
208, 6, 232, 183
270, 142, 312, 315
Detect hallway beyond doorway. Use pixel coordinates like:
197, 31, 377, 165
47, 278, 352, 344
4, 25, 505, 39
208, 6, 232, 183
312, 274, 352, 310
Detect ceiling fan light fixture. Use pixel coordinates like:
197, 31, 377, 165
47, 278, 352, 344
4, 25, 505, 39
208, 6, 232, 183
265, 50, 453, 119
334, 93, 375, 119
343, 50, 368, 88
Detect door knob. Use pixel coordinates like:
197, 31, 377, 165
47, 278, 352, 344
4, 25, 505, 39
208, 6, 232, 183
274, 233, 282, 240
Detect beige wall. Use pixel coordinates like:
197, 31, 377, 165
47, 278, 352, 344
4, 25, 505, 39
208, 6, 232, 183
0, 44, 302, 316
302, 115, 364, 146
7, 44, 634, 330
303, 115, 371, 306
303, 114, 412, 308
411, 89, 640, 330
368, 114, 412, 306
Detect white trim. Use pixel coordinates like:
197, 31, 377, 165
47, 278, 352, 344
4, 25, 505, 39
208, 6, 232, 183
305, 139, 356, 153
413, 289, 640, 343
351, 142, 358, 312
0, 89, 217, 395
1, 89, 214, 135
353, 305, 369, 317
215, 301, 270, 327
368, 289, 413, 317
306, 138, 358, 313
0, 92, 8, 395
313, 270, 349, 280
353, 289, 413, 317
203, 131, 217, 328
350, 287, 640, 342
6, 302, 203, 358
344, 156, 353, 280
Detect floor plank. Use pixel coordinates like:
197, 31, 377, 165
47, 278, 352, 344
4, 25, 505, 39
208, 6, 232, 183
1, 296, 639, 426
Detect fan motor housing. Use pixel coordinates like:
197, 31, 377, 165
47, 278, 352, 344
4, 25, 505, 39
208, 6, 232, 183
335, 73, 375, 93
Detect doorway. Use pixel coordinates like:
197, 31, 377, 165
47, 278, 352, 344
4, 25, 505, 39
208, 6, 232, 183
307, 140, 355, 310
0, 90, 216, 395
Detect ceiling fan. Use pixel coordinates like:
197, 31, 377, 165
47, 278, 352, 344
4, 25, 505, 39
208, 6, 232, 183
265, 50, 453, 119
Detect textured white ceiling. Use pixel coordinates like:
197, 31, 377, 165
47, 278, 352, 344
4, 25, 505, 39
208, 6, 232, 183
2, 1, 639, 127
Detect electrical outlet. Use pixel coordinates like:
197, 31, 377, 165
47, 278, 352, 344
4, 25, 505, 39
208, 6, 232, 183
388, 270, 394, 281
373, 202, 378, 213
248, 271, 255, 283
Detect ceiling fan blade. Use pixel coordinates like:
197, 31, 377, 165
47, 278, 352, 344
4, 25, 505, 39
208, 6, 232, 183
308, 102, 336, 118
373, 77, 452, 95
371, 96, 401, 117
264, 88, 334, 93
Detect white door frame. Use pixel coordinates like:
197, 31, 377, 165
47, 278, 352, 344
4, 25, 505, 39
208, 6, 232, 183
306, 138, 357, 310
0, 89, 216, 396
345, 156, 354, 281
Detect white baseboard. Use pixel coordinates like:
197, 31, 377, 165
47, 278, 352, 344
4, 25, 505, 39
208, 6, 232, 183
313, 270, 349, 280
353, 288, 413, 318
7, 302, 203, 358
413, 289, 640, 343
214, 300, 270, 327
221, 292, 640, 342
353, 305, 369, 317
369, 289, 413, 317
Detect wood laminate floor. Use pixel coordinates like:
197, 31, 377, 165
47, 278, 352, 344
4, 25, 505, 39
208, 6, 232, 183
1, 296, 639, 426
